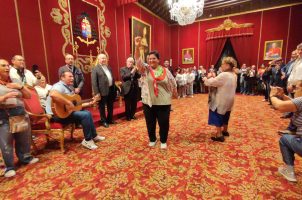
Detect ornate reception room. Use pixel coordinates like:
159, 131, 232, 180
1, 0, 302, 199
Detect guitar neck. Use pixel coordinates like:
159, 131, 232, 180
79, 98, 93, 105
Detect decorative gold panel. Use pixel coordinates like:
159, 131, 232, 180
206, 19, 253, 32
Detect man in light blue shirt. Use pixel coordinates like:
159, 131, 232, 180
46, 71, 105, 150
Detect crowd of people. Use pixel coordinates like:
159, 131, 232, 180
1, 41, 302, 184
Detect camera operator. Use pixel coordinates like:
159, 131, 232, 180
270, 83, 302, 182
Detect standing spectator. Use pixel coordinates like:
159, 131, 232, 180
198, 66, 207, 93
91, 54, 117, 128
0, 58, 39, 178
239, 64, 247, 94
187, 68, 195, 98
120, 57, 141, 121
9, 55, 37, 87
58, 54, 84, 95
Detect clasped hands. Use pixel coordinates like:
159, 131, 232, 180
270, 86, 284, 99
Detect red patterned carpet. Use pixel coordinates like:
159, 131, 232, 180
1, 94, 302, 199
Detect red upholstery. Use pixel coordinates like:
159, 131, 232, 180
23, 87, 44, 115
24, 86, 74, 152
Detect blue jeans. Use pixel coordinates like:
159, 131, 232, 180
279, 135, 302, 166
52, 110, 97, 141
0, 108, 33, 171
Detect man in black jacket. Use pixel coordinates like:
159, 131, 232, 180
58, 54, 84, 95
91, 54, 117, 128
120, 57, 141, 121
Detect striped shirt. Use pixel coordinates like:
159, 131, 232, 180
291, 97, 302, 135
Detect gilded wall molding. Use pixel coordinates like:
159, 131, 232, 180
206, 19, 253, 33
50, 0, 111, 74
50, 0, 72, 57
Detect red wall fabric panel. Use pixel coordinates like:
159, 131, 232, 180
287, 4, 302, 62
0, 0, 22, 61
259, 7, 290, 66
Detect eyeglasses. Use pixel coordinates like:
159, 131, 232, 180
0, 64, 9, 67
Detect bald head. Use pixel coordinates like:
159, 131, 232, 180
65, 54, 74, 66
97, 54, 108, 65
12, 55, 25, 69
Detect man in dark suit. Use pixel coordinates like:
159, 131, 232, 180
120, 57, 141, 121
58, 54, 84, 95
91, 54, 117, 128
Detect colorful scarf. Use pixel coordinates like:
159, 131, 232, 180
149, 65, 166, 97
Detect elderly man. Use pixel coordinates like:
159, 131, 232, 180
45, 71, 105, 150
120, 57, 141, 121
9, 55, 37, 87
58, 54, 84, 95
91, 54, 117, 128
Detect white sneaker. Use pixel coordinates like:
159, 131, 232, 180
93, 135, 106, 142
278, 166, 297, 182
149, 140, 157, 147
4, 170, 16, 178
160, 143, 167, 149
28, 157, 39, 164
81, 139, 98, 150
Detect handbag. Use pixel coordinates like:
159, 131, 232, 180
9, 115, 29, 133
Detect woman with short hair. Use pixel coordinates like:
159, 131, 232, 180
203, 57, 238, 142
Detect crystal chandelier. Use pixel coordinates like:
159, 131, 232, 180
168, 0, 205, 26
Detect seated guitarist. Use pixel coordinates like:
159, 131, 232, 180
45, 71, 105, 150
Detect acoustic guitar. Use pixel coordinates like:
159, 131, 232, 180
51, 93, 100, 119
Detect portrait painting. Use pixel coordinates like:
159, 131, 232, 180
182, 48, 194, 64
131, 17, 151, 62
264, 40, 283, 60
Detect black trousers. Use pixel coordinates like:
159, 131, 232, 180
143, 104, 171, 143
124, 87, 138, 119
98, 86, 115, 123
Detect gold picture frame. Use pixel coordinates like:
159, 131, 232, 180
264, 40, 283, 60
131, 17, 151, 63
182, 48, 194, 64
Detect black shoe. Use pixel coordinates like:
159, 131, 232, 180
211, 136, 225, 142
126, 118, 131, 121
131, 116, 137, 120
222, 131, 229, 137
102, 122, 109, 128
108, 121, 117, 124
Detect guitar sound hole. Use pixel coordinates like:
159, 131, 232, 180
72, 101, 77, 106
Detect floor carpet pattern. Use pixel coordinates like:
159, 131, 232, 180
0, 94, 302, 199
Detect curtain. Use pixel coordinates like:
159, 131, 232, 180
206, 38, 227, 69
230, 36, 253, 66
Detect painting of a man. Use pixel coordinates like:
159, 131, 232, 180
264, 40, 283, 60
182, 48, 194, 64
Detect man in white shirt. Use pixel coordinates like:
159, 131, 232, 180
287, 43, 302, 93
91, 54, 117, 128
9, 55, 37, 87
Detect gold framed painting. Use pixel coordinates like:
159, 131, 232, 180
131, 17, 151, 63
182, 48, 194, 64
264, 40, 283, 60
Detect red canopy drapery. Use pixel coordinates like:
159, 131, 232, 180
205, 19, 254, 68
117, 0, 137, 6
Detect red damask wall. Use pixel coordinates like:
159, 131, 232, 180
0, 1, 301, 98
0, 0, 170, 98
171, 4, 302, 69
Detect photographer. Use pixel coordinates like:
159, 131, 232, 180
270, 84, 302, 182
